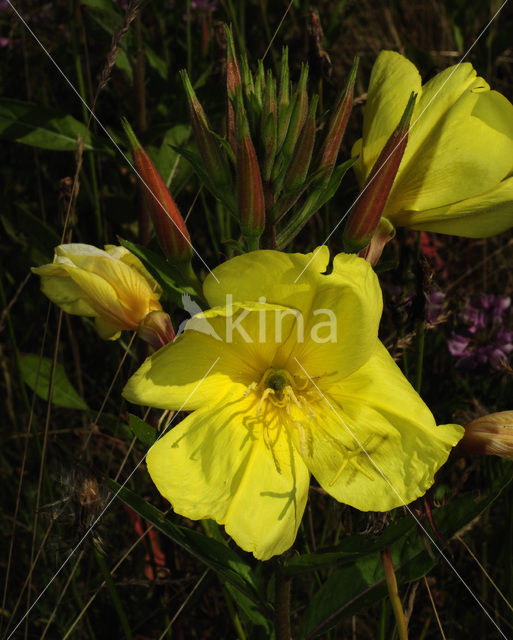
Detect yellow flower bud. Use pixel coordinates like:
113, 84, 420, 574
458, 411, 513, 458
32, 244, 163, 340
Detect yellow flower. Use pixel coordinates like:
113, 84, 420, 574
32, 244, 162, 340
123, 248, 462, 560
353, 51, 513, 237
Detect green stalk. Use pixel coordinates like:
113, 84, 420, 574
274, 563, 291, 640
71, 3, 102, 241
94, 545, 133, 640
414, 232, 425, 394
186, 0, 192, 74
381, 548, 408, 640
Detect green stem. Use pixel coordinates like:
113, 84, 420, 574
274, 565, 291, 640
381, 548, 408, 640
94, 545, 133, 640
246, 235, 261, 252
414, 319, 425, 394
71, 3, 102, 241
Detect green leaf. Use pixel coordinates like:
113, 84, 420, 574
145, 46, 168, 80
19, 354, 88, 410
276, 157, 356, 248
283, 517, 413, 577
298, 465, 513, 638
151, 124, 191, 187
0, 99, 96, 151
174, 145, 236, 214
128, 413, 156, 447
118, 238, 199, 308
105, 478, 272, 617
80, 0, 118, 10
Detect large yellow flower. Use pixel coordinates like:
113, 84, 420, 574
123, 248, 462, 560
32, 244, 162, 340
353, 51, 513, 237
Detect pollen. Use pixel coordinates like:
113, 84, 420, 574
243, 367, 319, 461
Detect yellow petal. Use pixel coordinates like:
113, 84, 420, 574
389, 175, 513, 236
32, 263, 97, 316
285, 252, 382, 381
95, 317, 122, 340
204, 249, 383, 382
295, 342, 462, 511
359, 51, 421, 181
146, 393, 310, 560
123, 302, 298, 410
63, 265, 133, 329
105, 244, 162, 296
387, 87, 513, 212
203, 247, 330, 316
399, 62, 481, 165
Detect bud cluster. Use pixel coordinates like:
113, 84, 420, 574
181, 25, 358, 250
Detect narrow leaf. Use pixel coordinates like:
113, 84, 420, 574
128, 413, 157, 447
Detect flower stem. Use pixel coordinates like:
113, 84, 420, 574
381, 547, 408, 640
274, 565, 292, 640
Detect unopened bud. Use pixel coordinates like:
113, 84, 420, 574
284, 94, 318, 191
458, 411, 513, 459
235, 90, 265, 246
274, 95, 318, 221
225, 24, 241, 154
280, 64, 309, 160
181, 70, 229, 187
261, 70, 277, 181
138, 310, 175, 350
122, 119, 192, 264
317, 57, 358, 180
276, 47, 291, 151
343, 91, 416, 253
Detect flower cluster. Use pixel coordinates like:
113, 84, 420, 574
30, 41, 513, 566
448, 294, 513, 370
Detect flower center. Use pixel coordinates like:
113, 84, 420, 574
263, 368, 294, 398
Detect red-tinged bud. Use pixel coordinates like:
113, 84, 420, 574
225, 25, 241, 98
122, 119, 192, 264
343, 92, 416, 253
181, 70, 228, 186
138, 310, 175, 350
457, 411, 513, 459
318, 57, 358, 179
280, 64, 309, 160
235, 91, 265, 247
224, 24, 241, 153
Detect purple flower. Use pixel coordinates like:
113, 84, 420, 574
448, 334, 470, 357
427, 289, 445, 324
448, 293, 513, 371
